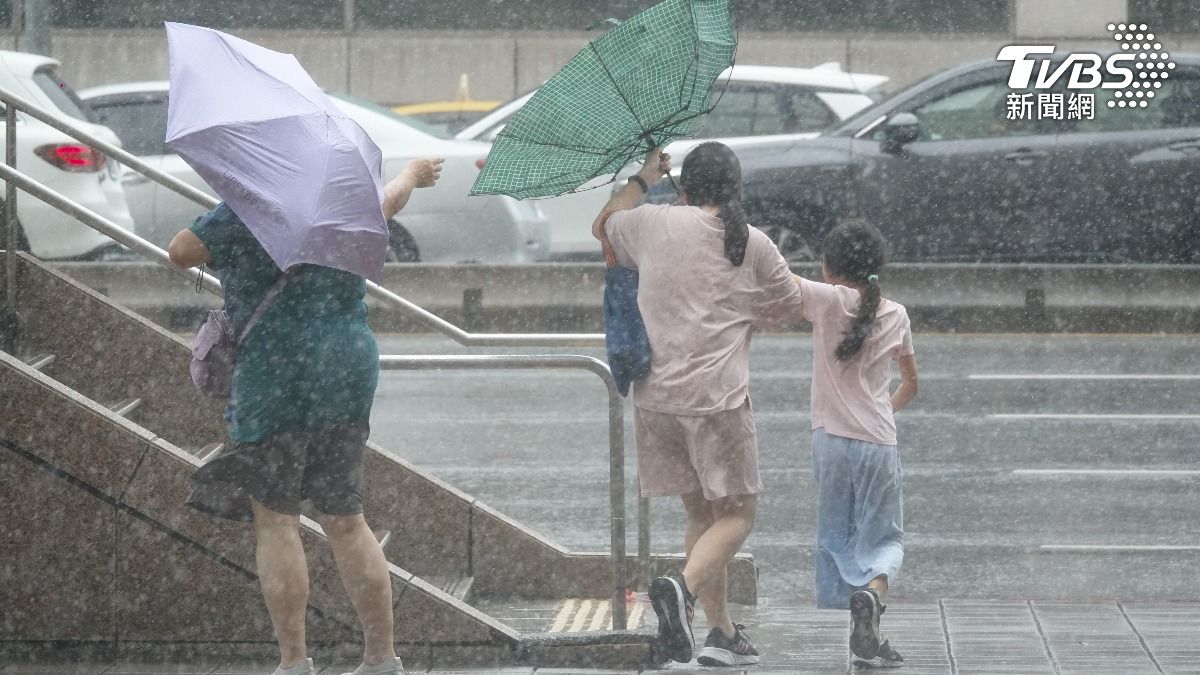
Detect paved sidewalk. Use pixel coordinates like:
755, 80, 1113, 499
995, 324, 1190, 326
2, 601, 1196, 674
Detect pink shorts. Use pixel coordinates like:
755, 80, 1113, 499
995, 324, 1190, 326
634, 399, 761, 500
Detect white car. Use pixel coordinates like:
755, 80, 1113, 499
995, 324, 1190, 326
457, 63, 888, 259
79, 82, 551, 264
0, 50, 135, 259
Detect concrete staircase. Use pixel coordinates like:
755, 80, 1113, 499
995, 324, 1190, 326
0, 252, 757, 669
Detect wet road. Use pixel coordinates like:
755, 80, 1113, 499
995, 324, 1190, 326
369, 333, 1200, 603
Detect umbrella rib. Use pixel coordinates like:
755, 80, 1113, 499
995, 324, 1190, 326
588, 41, 651, 146
223, 40, 334, 113
494, 133, 615, 156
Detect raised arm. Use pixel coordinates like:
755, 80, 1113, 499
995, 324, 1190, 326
382, 158, 444, 220
890, 353, 919, 412
591, 147, 671, 240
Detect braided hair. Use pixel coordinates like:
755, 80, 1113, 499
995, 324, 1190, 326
822, 220, 886, 361
680, 142, 749, 266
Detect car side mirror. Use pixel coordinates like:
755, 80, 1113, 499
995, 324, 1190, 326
881, 112, 920, 152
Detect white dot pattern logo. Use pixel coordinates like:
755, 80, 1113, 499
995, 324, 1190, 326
1111, 22, 1175, 111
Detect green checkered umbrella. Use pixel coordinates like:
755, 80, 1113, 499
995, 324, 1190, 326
469, 0, 736, 199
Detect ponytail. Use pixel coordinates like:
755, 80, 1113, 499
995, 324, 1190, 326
822, 220, 888, 362
721, 198, 749, 266
680, 141, 749, 266
835, 274, 881, 361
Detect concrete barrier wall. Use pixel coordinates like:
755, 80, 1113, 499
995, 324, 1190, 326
48, 261, 1200, 334
30, 28, 1200, 103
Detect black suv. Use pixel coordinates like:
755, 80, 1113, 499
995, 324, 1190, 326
726, 54, 1200, 263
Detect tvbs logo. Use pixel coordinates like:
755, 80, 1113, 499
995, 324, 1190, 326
998, 24, 1174, 112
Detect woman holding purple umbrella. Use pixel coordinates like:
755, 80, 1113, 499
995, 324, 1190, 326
169, 158, 442, 675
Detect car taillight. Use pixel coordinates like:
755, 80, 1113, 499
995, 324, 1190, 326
34, 144, 107, 173
475, 158, 486, 170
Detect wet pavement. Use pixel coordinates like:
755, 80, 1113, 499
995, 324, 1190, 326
6, 599, 1200, 672
369, 333, 1200, 603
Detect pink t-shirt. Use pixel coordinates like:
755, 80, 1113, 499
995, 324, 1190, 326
606, 204, 805, 416
800, 277, 914, 446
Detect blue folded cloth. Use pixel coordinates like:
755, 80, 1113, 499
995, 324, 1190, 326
603, 264, 651, 396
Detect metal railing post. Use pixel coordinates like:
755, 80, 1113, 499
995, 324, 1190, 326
607, 371, 627, 630
638, 495, 650, 588
378, 354, 628, 629
5, 106, 17, 309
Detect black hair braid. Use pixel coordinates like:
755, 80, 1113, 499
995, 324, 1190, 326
720, 195, 749, 266
822, 220, 887, 362
835, 276, 881, 361
680, 141, 748, 266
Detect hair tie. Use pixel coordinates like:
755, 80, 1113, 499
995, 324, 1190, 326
867, 274, 880, 284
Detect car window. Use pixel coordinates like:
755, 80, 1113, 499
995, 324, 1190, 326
481, 121, 507, 142
907, 79, 1053, 141
815, 91, 877, 120
1063, 74, 1200, 133
32, 67, 90, 122
694, 87, 788, 138
329, 92, 451, 139
785, 89, 839, 131
87, 97, 169, 157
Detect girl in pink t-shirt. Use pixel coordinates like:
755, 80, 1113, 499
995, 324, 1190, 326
802, 221, 919, 668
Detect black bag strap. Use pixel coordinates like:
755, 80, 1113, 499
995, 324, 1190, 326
236, 269, 293, 345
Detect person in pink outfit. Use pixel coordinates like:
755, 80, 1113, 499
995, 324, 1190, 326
592, 142, 805, 666
799, 220, 919, 668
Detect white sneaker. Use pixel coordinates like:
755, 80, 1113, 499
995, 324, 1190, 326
340, 656, 405, 675
271, 658, 316, 675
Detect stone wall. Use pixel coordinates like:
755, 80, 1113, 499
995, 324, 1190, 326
6, 25, 1198, 104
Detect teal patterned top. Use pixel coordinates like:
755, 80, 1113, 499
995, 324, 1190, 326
190, 203, 378, 443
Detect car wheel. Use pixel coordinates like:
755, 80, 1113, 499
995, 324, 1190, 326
752, 202, 833, 262
0, 208, 31, 254
386, 219, 420, 263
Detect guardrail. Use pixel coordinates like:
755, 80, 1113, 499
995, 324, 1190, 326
0, 85, 646, 628
48, 260, 1200, 333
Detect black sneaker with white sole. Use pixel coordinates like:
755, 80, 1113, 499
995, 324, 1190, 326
849, 588, 884, 660
648, 573, 695, 663
697, 623, 760, 667
853, 637, 904, 669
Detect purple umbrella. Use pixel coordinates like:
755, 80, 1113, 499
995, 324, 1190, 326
164, 22, 388, 282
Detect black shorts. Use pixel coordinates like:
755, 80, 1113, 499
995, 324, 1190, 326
186, 424, 369, 522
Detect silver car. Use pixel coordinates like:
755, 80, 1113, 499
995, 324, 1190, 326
457, 63, 888, 259
79, 82, 551, 263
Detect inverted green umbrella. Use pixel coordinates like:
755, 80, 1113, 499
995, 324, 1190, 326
469, 0, 736, 199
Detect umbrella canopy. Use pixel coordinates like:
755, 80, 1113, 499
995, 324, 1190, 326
164, 22, 389, 281
469, 0, 735, 200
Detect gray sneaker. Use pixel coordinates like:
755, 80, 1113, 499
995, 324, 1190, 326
696, 623, 760, 666
849, 588, 883, 660
271, 658, 316, 675
648, 572, 696, 663
340, 657, 405, 675
853, 638, 904, 669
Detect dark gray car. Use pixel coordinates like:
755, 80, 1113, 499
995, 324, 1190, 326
726, 54, 1200, 263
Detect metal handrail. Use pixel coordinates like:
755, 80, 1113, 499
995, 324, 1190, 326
378, 354, 628, 628
0, 85, 651, 627
0, 85, 607, 346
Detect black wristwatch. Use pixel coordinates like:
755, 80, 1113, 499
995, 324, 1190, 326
628, 175, 649, 193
